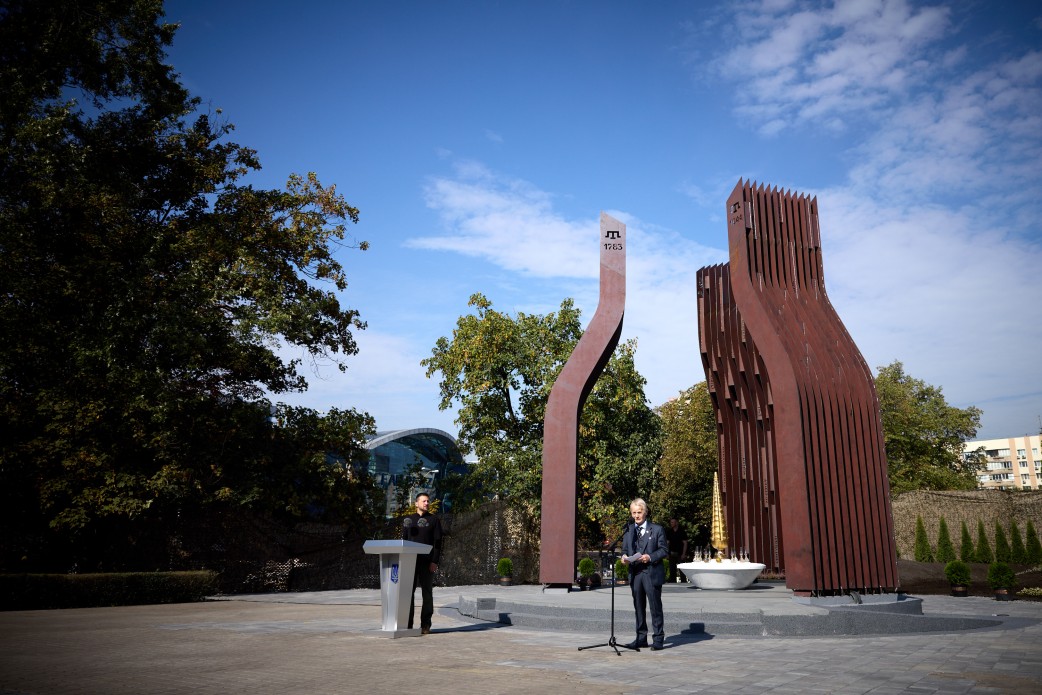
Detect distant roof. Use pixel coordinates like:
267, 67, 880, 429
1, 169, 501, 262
365, 428, 462, 465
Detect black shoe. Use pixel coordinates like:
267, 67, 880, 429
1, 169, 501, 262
623, 640, 648, 649
650, 643, 665, 651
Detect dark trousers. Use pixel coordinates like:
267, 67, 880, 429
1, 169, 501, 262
670, 552, 687, 582
409, 559, 434, 630
630, 569, 664, 645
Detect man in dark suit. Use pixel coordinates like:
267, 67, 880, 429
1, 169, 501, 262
620, 497, 669, 650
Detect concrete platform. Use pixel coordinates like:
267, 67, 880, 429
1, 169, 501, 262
216, 581, 1035, 638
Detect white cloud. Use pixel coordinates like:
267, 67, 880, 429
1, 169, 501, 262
820, 190, 1042, 438
407, 164, 728, 409
272, 330, 457, 434
408, 162, 598, 279
715, 0, 951, 133
689, 1, 1042, 437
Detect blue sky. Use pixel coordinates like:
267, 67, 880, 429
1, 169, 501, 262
164, 0, 1042, 441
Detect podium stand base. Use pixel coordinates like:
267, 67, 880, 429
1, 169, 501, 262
372, 627, 423, 639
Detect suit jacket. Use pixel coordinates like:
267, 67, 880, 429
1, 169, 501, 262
623, 521, 669, 587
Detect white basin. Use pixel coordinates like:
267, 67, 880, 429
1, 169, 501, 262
676, 561, 766, 590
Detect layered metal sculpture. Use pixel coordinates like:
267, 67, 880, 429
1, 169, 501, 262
540, 213, 626, 587
697, 180, 898, 596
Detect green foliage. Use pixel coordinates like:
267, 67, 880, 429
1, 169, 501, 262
0, 571, 218, 610
1009, 521, 1028, 565
974, 520, 993, 564
987, 561, 1016, 590
496, 558, 513, 577
663, 556, 671, 582
913, 516, 934, 562
577, 557, 596, 578
650, 383, 718, 546
614, 558, 628, 581
1026, 520, 1042, 565
0, 1, 375, 570
959, 520, 975, 562
994, 522, 1011, 563
422, 293, 662, 544
935, 517, 956, 564
943, 560, 970, 586
874, 362, 983, 493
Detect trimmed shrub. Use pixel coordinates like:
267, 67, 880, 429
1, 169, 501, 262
944, 560, 970, 586
1010, 521, 1028, 565
1026, 520, 1042, 565
994, 522, 1011, 563
959, 520, 975, 562
0, 571, 218, 611
987, 561, 1016, 591
975, 520, 993, 564
577, 557, 596, 578
935, 517, 956, 564
614, 558, 628, 582
914, 516, 934, 562
496, 558, 513, 577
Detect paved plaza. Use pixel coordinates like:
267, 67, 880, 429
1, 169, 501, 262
1, 585, 1041, 694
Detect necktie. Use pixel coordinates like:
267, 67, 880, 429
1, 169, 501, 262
638, 526, 644, 538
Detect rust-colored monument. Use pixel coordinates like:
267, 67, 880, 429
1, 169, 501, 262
540, 212, 626, 588
697, 180, 898, 596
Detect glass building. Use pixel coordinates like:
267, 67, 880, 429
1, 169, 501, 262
365, 428, 466, 515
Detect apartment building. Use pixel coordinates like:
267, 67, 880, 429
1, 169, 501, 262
964, 434, 1042, 490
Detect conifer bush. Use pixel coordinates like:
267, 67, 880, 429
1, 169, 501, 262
975, 520, 993, 564
935, 517, 956, 564
994, 522, 1011, 563
1009, 520, 1027, 565
914, 516, 934, 562
959, 520, 975, 562
1026, 520, 1042, 565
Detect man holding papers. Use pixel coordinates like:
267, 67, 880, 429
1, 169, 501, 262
620, 497, 669, 650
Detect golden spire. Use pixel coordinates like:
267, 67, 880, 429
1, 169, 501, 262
711, 471, 729, 562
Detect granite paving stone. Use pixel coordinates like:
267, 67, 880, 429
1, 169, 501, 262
1, 585, 1040, 694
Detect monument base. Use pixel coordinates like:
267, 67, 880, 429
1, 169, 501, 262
542, 583, 572, 594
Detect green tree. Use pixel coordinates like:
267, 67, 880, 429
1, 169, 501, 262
422, 293, 662, 544
914, 516, 934, 562
959, 520, 975, 562
875, 362, 983, 493
994, 522, 1011, 563
1025, 520, 1042, 565
649, 383, 718, 546
974, 520, 993, 564
0, 1, 375, 570
1009, 520, 1027, 565
935, 517, 956, 564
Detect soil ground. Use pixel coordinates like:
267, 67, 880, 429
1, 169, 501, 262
897, 559, 1042, 599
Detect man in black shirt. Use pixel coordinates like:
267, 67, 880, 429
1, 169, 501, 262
401, 492, 443, 634
664, 517, 689, 583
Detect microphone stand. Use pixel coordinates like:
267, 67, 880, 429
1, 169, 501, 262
578, 523, 635, 655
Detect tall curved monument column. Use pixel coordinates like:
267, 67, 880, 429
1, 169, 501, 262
697, 180, 898, 596
540, 213, 626, 588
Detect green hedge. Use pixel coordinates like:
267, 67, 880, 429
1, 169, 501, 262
1, 571, 219, 611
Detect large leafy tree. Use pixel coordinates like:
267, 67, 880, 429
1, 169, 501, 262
875, 361, 983, 494
650, 382, 718, 545
0, 0, 377, 570
422, 293, 662, 544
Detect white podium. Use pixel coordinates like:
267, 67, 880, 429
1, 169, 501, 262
363, 539, 433, 638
